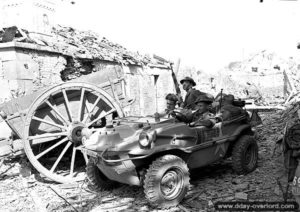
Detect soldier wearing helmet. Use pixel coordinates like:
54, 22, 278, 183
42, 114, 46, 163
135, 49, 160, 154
170, 95, 216, 127
187, 95, 216, 127
180, 76, 213, 110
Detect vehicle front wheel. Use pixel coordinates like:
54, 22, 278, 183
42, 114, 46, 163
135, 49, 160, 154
232, 135, 258, 175
143, 154, 190, 208
86, 158, 118, 190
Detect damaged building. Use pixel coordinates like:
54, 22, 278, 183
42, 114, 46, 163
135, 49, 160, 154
215, 50, 300, 105
0, 0, 175, 120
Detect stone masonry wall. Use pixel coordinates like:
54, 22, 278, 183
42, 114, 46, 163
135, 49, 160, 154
122, 65, 174, 116
0, 47, 66, 103
0, 46, 173, 117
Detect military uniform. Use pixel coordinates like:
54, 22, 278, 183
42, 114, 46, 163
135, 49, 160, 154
216, 95, 245, 121
179, 77, 213, 110
181, 88, 207, 110
184, 110, 216, 127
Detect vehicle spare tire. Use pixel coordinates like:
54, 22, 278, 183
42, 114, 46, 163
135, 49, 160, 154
86, 158, 118, 190
232, 135, 258, 175
143, 154, 190, 208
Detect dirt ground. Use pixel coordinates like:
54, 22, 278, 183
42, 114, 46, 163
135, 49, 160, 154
0, 112, 297, 212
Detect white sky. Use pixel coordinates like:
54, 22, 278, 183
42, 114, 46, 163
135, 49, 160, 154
56, 0, 300, 73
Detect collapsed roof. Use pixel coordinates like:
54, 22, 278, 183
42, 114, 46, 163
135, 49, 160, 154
0, 25, 171, 68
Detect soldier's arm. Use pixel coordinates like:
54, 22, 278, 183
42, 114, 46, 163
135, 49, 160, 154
192, 113, 216, 128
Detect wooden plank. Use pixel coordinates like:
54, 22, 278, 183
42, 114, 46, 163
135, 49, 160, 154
283, 70, 296, 93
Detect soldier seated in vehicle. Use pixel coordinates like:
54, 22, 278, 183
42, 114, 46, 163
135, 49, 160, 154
171, 95, 216, 127
153, 93, 179, 118
216, 94, 245, 121
188, 96, 216, 127
180, 76, 214, 110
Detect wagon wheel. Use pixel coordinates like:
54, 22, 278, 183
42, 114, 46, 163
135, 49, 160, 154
23, 82, 123, 183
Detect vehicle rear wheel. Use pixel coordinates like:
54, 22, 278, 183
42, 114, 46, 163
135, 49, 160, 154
86, 158, 118, 190
232, 135, 258, 174
143, 154, 190, 209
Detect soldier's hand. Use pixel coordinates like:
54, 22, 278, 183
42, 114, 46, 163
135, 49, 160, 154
212, 101, 219, 108
169, 110, 176, 117
189, 122, 195, 127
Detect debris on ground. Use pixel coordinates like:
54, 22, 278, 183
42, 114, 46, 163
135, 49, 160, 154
0, 110, 297, 212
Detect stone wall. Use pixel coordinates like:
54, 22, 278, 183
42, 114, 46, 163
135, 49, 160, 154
0, 44, 66, 103
0, 43, 174, 117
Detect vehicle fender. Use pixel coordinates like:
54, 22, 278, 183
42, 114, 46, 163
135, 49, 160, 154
228, 124, 253, 141
225, 124, 254, 158
129, 144, 191, 157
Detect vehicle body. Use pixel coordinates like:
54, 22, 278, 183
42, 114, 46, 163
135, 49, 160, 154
80, 107, 259, 208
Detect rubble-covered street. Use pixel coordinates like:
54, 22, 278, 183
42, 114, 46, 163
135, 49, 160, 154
1, 1, 300, 212
0, 109, 295, 212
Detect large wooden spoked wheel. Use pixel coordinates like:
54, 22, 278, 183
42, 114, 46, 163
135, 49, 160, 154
23, 82, 123, 183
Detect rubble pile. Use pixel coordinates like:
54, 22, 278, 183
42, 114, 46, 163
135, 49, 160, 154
278, 100, 300, 125
217, 50, 300, 105
253, 101, 300, 149
50, 25, 158, 66
0, 26, 170, 67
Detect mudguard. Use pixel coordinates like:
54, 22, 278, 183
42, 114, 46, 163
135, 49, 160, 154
227, 124, 253, 141
129, 144, 192, 156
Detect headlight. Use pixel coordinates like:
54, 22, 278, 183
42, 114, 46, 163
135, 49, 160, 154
139, 131, 156, 148
140, 136, 150, 147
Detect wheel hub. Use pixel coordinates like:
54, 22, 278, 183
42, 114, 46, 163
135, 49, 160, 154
67, 122, 85, 146
160, 170, 182, 200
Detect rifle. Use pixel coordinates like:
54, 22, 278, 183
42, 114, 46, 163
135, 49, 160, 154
170, 63, 183, 106
219, 89, 223, 113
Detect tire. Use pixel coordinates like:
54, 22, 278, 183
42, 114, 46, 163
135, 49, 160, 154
232, 135, 258, 175
86, 158, 118, 190
143, 155, 190, 209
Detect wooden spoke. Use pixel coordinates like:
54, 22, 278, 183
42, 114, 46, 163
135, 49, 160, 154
77, 88, 85, 122
70, 147, 76, 177
23, 82, 123, 183
83, 95, 101, 123
86, 108, 116, 127
36, 137, 69, 159
31, 137, 63, 145
83, 152, 88, 164
29, 132, 68, 140
82, 101, 91, 123
45, 100, 69, 125
62, 89, 73, 122
50, 141, 72, 173
32, 116, 67, 130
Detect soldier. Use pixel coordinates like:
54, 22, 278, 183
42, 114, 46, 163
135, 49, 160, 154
180, 76, 213, 110
153, 93, 179, 118
188, 95, 216, 127
164, 93, 179, 117
216, 94, 245, 121
172, 95, 215, 127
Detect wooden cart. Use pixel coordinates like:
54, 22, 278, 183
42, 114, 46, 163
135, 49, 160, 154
0, 78, 132, 183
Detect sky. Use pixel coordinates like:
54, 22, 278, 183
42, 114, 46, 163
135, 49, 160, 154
55, 0, 300, 73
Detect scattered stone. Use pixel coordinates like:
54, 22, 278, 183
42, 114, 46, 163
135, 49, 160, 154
274, 186, 281, 196
140, 205, 149, 211
208, 200, 214, 208
232, 178, 242, 184
235, 192, 248, 200
58, 183, 78, 189
234, 183, 249, 191
224, 196, 235, 201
